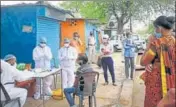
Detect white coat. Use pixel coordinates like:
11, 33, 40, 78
58, 46, 78, 89
33, 45, 53, 99
1, 60, 28, 107
33, 45, 52, 69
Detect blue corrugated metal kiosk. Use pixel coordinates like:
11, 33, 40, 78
1, 2, 73, 68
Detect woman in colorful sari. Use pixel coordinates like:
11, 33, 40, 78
140, 16, 175, 107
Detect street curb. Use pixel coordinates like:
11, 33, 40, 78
119, 79, 133, 107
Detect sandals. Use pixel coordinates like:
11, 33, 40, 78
103, 82, 109, 86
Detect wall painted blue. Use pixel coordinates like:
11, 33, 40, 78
85, 21, 98, 54
1, 5, 61, 68
36, 5, 46, 16
1, 6, 37, 65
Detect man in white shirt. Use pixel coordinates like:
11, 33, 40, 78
88, 31, 96, 64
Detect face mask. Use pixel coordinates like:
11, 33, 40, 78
78, 60, 83, 66
74, 37, 79, 40
154, 32, 162, 38
64, 43, 69, 47
12, 62, 17, 68
103, 38, 108, 43
40, 43, 46, 48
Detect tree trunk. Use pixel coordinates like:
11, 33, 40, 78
117, 20, 124, 34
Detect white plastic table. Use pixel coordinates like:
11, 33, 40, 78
32, 68, 62, 107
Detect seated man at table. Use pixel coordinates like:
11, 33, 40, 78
4, 54, 36, 97
64, 54, 93, 107
1, 60, 32, 107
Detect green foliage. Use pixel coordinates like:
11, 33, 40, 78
60, 0, 174, 32
60, 1, 108, 23
79, 2, 108, 23
60, 1, 82, 12
137, 23, 154, 38
147, 23, 155, 34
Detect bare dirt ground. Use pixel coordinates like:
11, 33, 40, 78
24, 52, 146, 107
132, 70, 145, 107
24, 52, 127, 107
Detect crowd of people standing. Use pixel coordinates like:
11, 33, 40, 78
1, 15, 175, 107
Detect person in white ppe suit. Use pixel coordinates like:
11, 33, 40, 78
33, 37, 53, 100
1, 60, 29, 107
58, 38, 78, 89
4, 54, 36, 98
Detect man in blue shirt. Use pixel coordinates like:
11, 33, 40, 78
123, 32, 136, 80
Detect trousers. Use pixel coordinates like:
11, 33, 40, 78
88, 46, 96, 63
101, 57, 115, 83
64, 87, 76, 107
124, 57, 135, 79
2, 88, 27, 107
62, 67, 75, 89
34, 76, 53, 99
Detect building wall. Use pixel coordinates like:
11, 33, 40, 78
1, 6, 37, 65
60, 19, 86, 53
36, 5, 46, 16
1, 5, 68, 68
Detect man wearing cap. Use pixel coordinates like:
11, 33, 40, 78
70, 32, 83, 55
4, 54, 36, 97
88, 31, 96, 64
4, 54, 17, 67
58, 38, 78, 89
1, 60, 28, 107
33, 37, 53, 100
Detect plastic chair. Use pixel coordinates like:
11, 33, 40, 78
0, 82, 21, 107
73, 71, 99, 107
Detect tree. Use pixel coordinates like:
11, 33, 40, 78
137, 23, 154, 37
60, 1, 108, 23
60, 0, 175, 34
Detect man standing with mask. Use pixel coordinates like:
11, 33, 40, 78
70, 32, 83, 55
59, 38, 78, 89
33, 37, 53, 100
88, 31, 96, 64
123, 32, 136, 80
